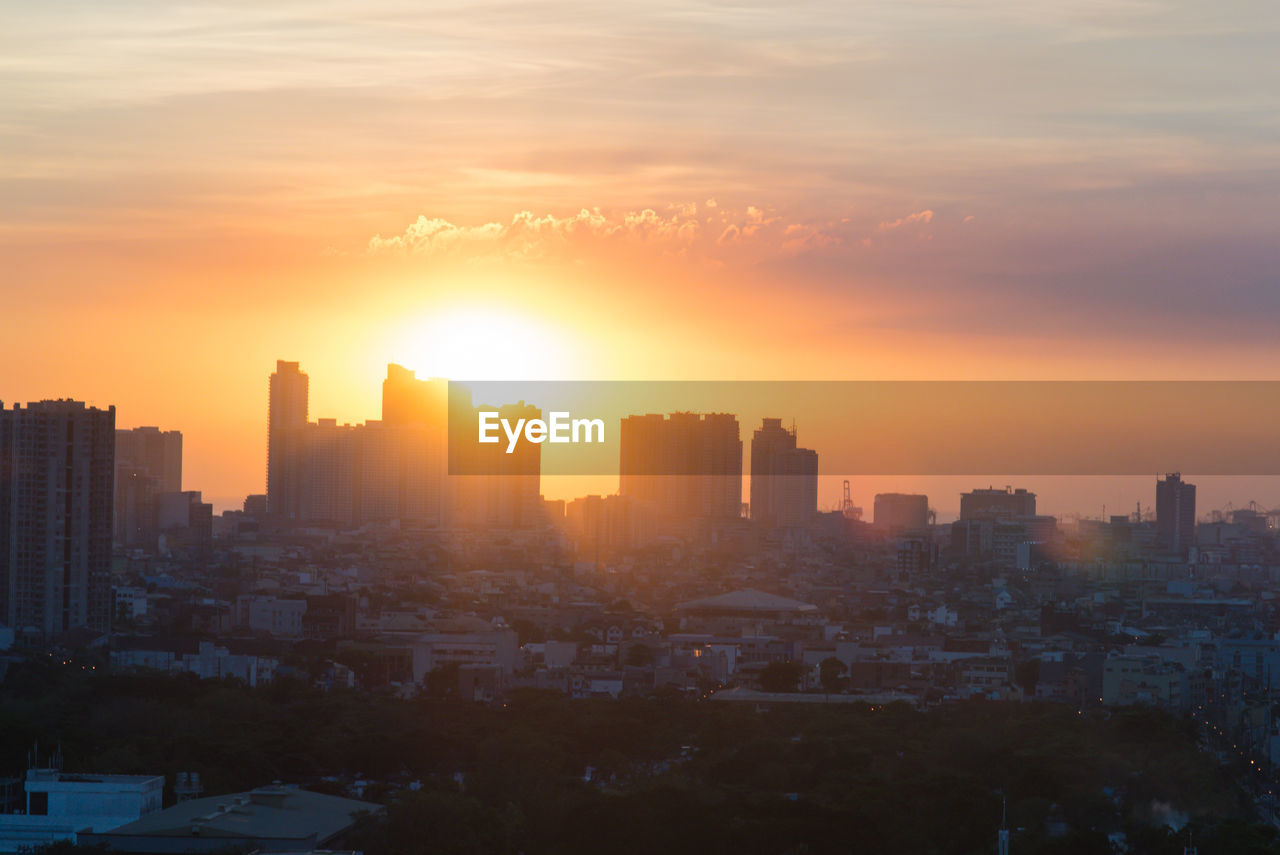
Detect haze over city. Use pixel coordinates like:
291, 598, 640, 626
5, 3, 1280, 853
5, 1, 1280, 511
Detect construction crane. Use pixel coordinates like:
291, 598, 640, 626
841, 479, 862, 521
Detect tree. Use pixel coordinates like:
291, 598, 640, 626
1015, 659, 1040, 697
758, 661, 804, 693
426, 663, 461, 698
819, 657, 848, 694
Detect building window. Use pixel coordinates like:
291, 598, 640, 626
29, 791, 48, 815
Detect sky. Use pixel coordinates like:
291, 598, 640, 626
2, 0, 1279, 512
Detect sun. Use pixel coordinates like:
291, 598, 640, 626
391, 306, 574, 381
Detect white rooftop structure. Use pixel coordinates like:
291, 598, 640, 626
0, 760, 163, 853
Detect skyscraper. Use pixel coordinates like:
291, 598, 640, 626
380, 364, 447, 526
0, 400, 115, 640
115, 426, 181, 492
750, 418, 818, 530
114, 426, 182, 546
1156, 472, 1196, 555
619, 412, 742, 538
299, 418, 359, 526
450, 397, 543, 529
382, 363, 446, 427
266, 360, 308, 519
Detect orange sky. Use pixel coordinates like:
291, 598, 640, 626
3, 1, 1280, 512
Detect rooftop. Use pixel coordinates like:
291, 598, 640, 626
675, 589, 818, 614
91, 786, 379, 845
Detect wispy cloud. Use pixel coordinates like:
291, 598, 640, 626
366, 203, 941, 265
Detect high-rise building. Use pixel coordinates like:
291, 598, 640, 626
873, 493, 930, 535
357, 419, 432, 524
1156, 472, 1196, 554
959, 486, 1036, 521
619, 412, 742, 538
114, 426, 182, 546
0, 400, 115, 640
299, 419, 359, 526
380, 364, 447, 526
382, 363, 446, 427
450, 397, 543, 529
750, 418, 817, 529
115, 427, 181, 492
266, 360, 308, 519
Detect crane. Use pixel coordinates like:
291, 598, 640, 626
841, 479, 863, 521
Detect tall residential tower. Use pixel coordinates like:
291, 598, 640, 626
0, 400, 115, 640
1156, 472, 1196, 555
750, 418, 818, 530
266, 360, 308, 519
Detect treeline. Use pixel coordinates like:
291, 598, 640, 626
3, 660, 1277, 854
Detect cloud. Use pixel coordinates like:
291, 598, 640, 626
368, 207, 707, 258
875, 209, 934, 232
366, 202, 956, 268
369, 203, 785, 262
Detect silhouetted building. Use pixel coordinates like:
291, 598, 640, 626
951, 518, 993, 559
156, 490, 213, 549
113, 465, 161, 548
450, 397, 543, 529
114, 426, 181, 547
382, 363, 446, 426
750, 418, 818, 530
960, 486, 1036, 520
115, 426, 181, 491
243, 494, 267, 517
565, 493, 652, 557
299, 418, 359, 526
1156, 472, 1196, 555
873, 493, 930, 534
357, 419, 434, 523
620, 412, 742, 539
954, 511, 1058, 565
266, 360, 308, 519
286, 366, 456, 529
0, 400, 114, 640
382, 364, 448, 525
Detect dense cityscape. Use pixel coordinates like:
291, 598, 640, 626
3, 364, 1280, 853
7, 0, 1280, 851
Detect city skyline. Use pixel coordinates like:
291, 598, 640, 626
5, 3, 1280, 850
5, 1, 1280, 516
14, 366, 1280, 522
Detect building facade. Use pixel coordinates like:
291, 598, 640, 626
1156, 472, 1196, 555
750, 418, 818, 530
0, 400, 114, 640
266, 360, 308, 519
873, 493, 930, 534
619, 412, 742, 539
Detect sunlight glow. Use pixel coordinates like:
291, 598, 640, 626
391, 306, 574, 381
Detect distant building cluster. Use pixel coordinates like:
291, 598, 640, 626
267, 361, 539, 530
9, 366, 1280, 813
